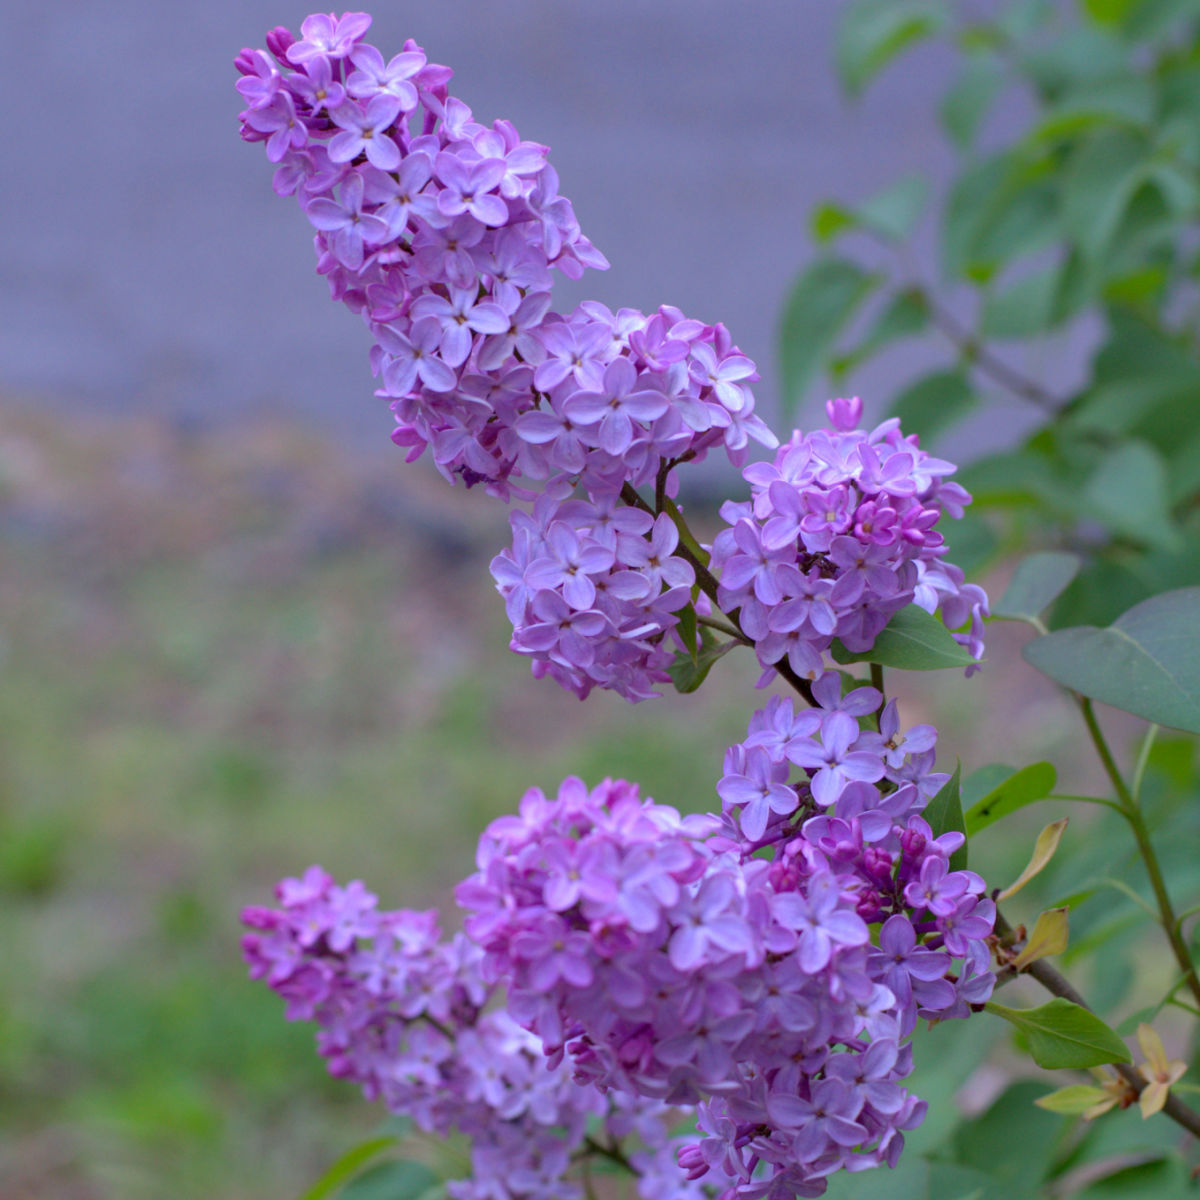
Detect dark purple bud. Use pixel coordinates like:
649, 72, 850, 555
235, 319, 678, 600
677, 1144, 708, 1180
266, 26, 295, 61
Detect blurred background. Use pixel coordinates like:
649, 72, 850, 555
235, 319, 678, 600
5, 1, 1200, 1197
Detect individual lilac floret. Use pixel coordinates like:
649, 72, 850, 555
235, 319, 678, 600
709, 398, 989, 683
242, 865, 684, 1200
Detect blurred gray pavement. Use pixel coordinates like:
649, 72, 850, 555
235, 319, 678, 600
5, 2, 1051, 453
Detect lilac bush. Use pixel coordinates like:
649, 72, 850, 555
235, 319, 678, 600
235, 14, 1001, 1198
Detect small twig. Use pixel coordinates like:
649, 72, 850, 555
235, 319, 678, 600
922, 291, 1064, 417
993, 912, 1200, 1139
620, 482, 816, 705
1130, 724, 1160, 805
1078, 699, 1200, 1012
696, 613, 751, 643
582, 1136, 636, 1174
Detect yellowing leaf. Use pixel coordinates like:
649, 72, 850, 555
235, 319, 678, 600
998, 818, 1069, 901
1012, 907, 1069, 969
1034, 1084, 1113, 1115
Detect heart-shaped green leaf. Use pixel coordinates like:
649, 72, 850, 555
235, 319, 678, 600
964, 762, 1058, 835
833, 605, 977, 671
1022, 587, 1200, 733
993, 554, 1081, 624
986, 998, 1131, 1069
923, 764, 967, 871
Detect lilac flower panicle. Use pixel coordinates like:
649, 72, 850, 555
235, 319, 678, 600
452, 763, 993, 1198
238, 17, 782, 701
246, 723, 994, 1199
239, 18, 998, 1200
242, 863, 696, 1200
710, 399, 988, 685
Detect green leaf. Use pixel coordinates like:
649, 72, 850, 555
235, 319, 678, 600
1029, 76, 1155, 143
667, 631, 730, 694
1023, 587, 1200, 733
677, 603, 697, 662
889, 368, 975, 445
973, 180, 1060, 269
1082, 0, 1140, 24
964, 761, 1058, 835
857, 173, 929, 241
941, 53, 1005, 150
1011, 906, 1070, 968
985, 998, 1132, 1069
943, 508, 999, 578
1021, 26, 1128, 97
1049, 559, 1153, 629
1035, 1083, 1112, 1113
993, 552, 1082, 624
812, 176, 927, 247
1073, 310, 1200, 442
1075, 1156, 1190, 1199
811, 202, 856, 244
923, 764, 967, 871
340, 1161, 439, 1200
836, 0, 947, 96
821, 1156, 1005, 1199
942, 153, 1009, 280
962, 764, 1017, 810
952, 1082, 1062, 1195
941, 152, 1060, 280
832, 604, 977, 671
1062, 128, 1150, 263
298, 1138, 400, 1200
835, 288, 928, 376
1081, 440, 1180, 552
778, 258, 878, 421
998, 817, 1069, 900
980, 260, 1062, 339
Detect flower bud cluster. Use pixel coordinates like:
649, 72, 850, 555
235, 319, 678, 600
456, 761, 995, 1198
242, 865, 703, 1200
710, 397, 988, 682
236, 15, 775, 506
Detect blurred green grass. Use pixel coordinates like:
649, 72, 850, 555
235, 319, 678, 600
5, 401, 1172, 1200
0, 403, 765, 1199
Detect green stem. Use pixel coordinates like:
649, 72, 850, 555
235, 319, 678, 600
621, 483, 816, 705
1078, 700, 1200, 1011
582, 1136, 636, 1174
1045, 793, 1123, 812
1079, 699, 1134, 808
1130, 724, 1160, 804
1174, 900, 1200, 933
696, 613, 749, 643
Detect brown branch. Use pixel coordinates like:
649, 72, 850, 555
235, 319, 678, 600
923, 291, 1064, 417
993, 912, 1200, 1139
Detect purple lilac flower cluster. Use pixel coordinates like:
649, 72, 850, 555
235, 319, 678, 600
489, 479, 696, 701
236, 14, 784, 701
243, 865, 704, 1200
710, 397, 989, 684
456, 766, 994, 1199
235, 14, 775, 505
237, 18, 998, 1200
